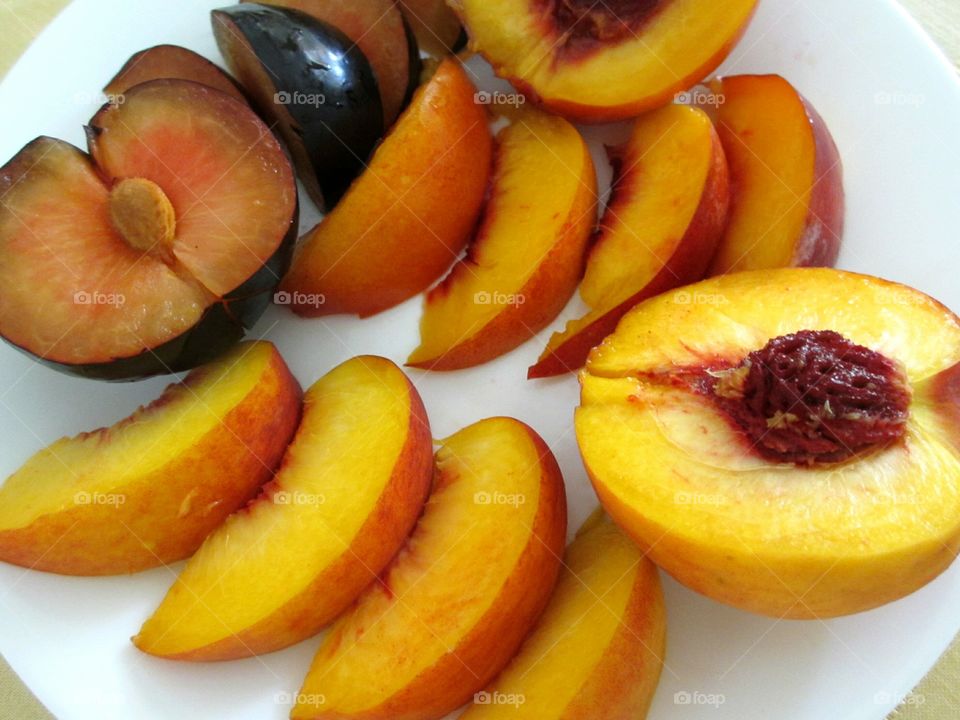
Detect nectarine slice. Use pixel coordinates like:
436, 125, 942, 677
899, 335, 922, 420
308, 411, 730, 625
407, 109, 597, 371
530, 104, 729, 378
293, 417, 567, 720
134, 356, 432, 660
450, 0, 758, 122
280, 59, 492, 317
461, 511, 665, 720
104, 45, 246, 102
707, 75, 844, 274
0, 341, 301, 576
577, 268, 960, 618
0, 80, 297, 379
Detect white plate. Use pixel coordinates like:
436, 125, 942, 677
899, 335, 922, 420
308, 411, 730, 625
1, 0, 959, 718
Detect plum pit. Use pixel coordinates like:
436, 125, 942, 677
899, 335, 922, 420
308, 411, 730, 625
109, 177, 176, 262
710, 330, 911, 465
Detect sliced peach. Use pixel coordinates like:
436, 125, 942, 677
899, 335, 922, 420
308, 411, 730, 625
245, 0, 419, 124
293, 417, 567, 720
279, 59, 492, 318
529, 104, 729, 378
134, 356, 432, 660
576, 268, 960, 618
0, 342, 301, 576
707, 75, 845, 274
461, 511, 665, 720
450, 0, 758, 122
103, 45, 246, 103
398, 0, 466, 56
407, 109, 597, 371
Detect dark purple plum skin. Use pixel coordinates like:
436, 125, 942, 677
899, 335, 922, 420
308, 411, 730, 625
212, 3, 384, 209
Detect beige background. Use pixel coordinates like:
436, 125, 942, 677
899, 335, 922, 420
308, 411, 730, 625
0, 0, 958, 718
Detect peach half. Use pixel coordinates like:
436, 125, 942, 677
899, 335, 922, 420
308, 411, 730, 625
292, 417, 567, 720
407, 108, 597, 371
707, 75, 845, 274
576, 268, 960, 618
530, 104, 729, 378
280, 59, 492, 318
134, 355, 432, 660
461, 510, 666, 720
449, 0, 758, 122
0, 341, 301, 576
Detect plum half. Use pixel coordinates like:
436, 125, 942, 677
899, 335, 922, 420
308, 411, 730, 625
0, 80, 297, 380
212, 3, 384, 209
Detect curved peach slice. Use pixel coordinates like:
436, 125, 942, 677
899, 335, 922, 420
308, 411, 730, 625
450, 0, 758, 122
280, 59, 492, 318
104, 45, 246, 102
576, 268, 960, 618
0, 341, 301, 576
293, 417, 567, 720
134, 356, 432, 660
529, 104, 729, 378
407, 109, 597, 371
707, 75, 844, 274
398, 0, 466, 56
461, 511, 665, 720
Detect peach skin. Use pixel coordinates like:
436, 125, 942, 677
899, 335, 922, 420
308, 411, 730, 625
449, 0, 758, 122
134, 356, 433, 660
461, 510, 666, 720
529, 103, 729, 378
292, 417, 567, 720
0, 341, 301, 576
707, 74, 845, 274
407, 108, 597, 371
577, 268, 960, 618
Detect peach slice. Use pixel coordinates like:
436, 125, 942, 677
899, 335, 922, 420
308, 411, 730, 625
134, 356, 432, 660
461, 511, 666, 720
407, 109, 597, 371
707, 75, 845, 274
279, 59, 492, 318
0, 341, 301, 576
292, 417, 567, 720
529, 104, 729, 378
576, 268, 960, 618
449, 0, 758, 122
